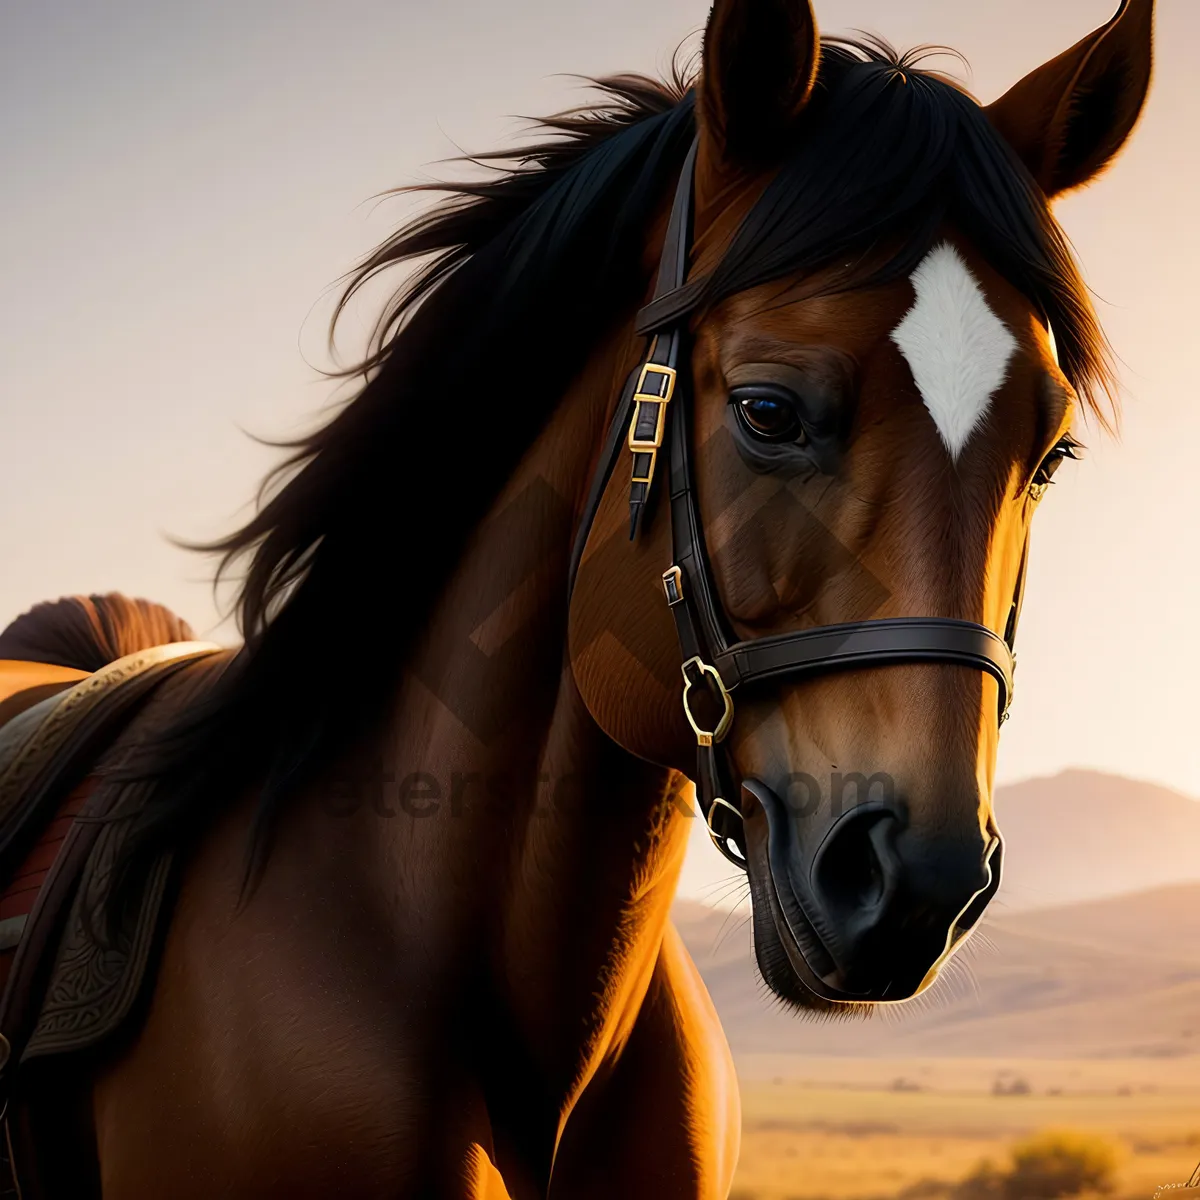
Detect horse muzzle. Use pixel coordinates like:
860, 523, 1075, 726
742, 778, 1003, 1005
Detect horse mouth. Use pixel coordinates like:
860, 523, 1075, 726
747, 844, 866, 1009
742, 780, 1004, 1009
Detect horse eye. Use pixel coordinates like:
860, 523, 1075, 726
1031, 434, 1085, 499
732, 385, 807, 445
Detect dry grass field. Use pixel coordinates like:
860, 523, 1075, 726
729, 1058, 1200, 1200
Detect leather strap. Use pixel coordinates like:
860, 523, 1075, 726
567, 367, 640, 598
566, 140, 701, 586
626, 140, 698, 539
716, 619, 1014, 717
1004, 534, 1032, 652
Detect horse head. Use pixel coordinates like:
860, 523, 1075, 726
570, 0, 1152, 1010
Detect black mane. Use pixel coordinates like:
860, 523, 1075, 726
109, 38, 1115, 901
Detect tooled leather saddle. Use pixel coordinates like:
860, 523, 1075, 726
0, 643, 223, 1198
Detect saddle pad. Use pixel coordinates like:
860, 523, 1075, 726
0, 643, 222, 1056
0, 644, 220, 871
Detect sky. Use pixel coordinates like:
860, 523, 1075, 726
2, 1, 1197, 904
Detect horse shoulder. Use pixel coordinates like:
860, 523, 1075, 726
550, 920, 740, 1199
655, 919, 743, 1185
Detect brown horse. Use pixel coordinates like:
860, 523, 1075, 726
0, 0, 1152, 1195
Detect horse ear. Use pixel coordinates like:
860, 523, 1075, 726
699, 0, 821, 167
985, 0, 1154, 198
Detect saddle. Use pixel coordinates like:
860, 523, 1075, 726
0, 643, 223, 1198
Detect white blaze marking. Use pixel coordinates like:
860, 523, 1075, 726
891, 243, 1018, 461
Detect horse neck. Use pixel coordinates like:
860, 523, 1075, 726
375, 319, 689, 1062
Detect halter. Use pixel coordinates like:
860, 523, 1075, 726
569, 140, 1024, 869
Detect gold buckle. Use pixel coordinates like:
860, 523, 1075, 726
635, 362, 677, 404
627, 362, 677, 454
662, 566, 684, 606
681, 657, 734, 747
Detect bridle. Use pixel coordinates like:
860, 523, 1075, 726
569, 139, 1026, 870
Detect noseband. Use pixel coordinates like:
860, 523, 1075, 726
569, 140, 1025, 869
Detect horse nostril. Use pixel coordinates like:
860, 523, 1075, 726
812, 809, 900, 918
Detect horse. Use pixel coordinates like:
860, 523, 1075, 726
0, 0, 1153, 1195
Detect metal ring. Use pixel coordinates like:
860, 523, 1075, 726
706, 797, 748, 869
681, 657, 735, 747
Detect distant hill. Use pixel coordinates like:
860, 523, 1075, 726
991, 770, 1200, 911
996, 882, 1200, 960
674, 881, 1200, 1060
